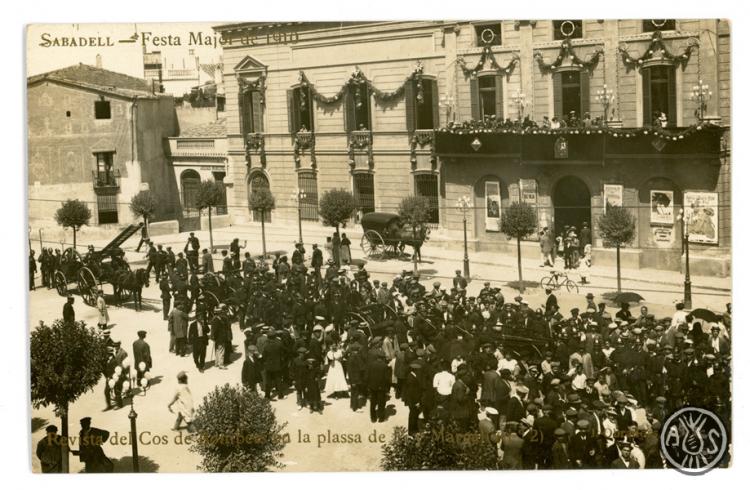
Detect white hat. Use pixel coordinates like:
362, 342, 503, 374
315, 316, 325, 322
485, 407, 499, 415
324, 324, 335, 333
313, 325, 323, 332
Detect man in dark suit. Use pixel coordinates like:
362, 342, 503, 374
72, 417, 112, 473
311, 244, 323, 282
496, 369, 513, 417
188, 316, 210, 372
160, 276, 171, 321
132, 330, 152, 381
611, 442, 638, 469
36, 425, 62, 473
63, 295, 75, 323
365, 351, 391, 423
544, 289, 558, 316
263, 330, 285, 400
242, 345, 262, 392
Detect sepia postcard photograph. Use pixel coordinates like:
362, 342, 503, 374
23, 14, 733, 476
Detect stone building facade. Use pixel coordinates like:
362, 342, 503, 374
215, 20, 730, 275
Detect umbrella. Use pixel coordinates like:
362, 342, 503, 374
611, 292, 645, 304
689, 308, 720, 323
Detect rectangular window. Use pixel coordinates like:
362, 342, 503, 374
474, 23, 502, 47
479, 75, 497, 119
94, 152, 115, 186
416, 79, 437, 130
345, 88, 371, 131
353, 173, 375, 215
643, 65, 676, 127
289, 86, 314, 133
643, 20, 676, 32
241, 90, 263, 134
561, 71, 581, 116
213, 172, 228, 215
553, 20, 583, 40
297, 171, 319, 221
94, 99, 111, 119
414, 174, 440, 224
97, 194, 118, 224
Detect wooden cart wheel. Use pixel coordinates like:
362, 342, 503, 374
54, 271, 67, 296
77, 267, 98, 306
203, 291, 220, 311
360, 230, 385, 259
343, 312, 373, 338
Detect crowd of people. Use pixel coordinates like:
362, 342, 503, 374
39, 229, 731, 471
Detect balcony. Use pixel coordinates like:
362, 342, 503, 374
348, 130, 372, 149
294, 130, 315, 150
245, 132, 266, 167
92, 169, 120, 194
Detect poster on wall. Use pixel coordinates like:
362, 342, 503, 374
603, 184, 623, 212
684, 191, 719, 244
520, 179, 538, 205
485, 181, 501, 232
650, 190, 674, 224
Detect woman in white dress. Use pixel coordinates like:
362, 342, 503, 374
324, 342, 349, 398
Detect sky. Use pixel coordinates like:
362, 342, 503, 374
26, 23, 223, 78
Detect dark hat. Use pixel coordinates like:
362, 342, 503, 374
80, 417, 91, 424
297, 347, 308, 354
585, 293, 594, 299
46, 425, 58, 433
576, 419, 590, 430
137, 330, 147, 337
567, 393, 581, 404
565, 408, 577, 417
592, 400, 607, 409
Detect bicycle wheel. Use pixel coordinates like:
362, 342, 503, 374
540, 276, 556, 290
564, 279, 579, 294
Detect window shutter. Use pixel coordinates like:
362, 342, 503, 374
404, 79, 415, 134
552, 72, 563, 118
239, 90, 248, 134
470, 77, 480, 120
287, 88, 298, 134
494, 74, 504, 120
667, 67, 677, 127
431, 79, 440, 128
344, 87, 356, 132
251, 91, 263, 133
642, 68, 652, 126
579, 70, 590, 116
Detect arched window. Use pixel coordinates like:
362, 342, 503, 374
248, 171, 271, 222
180, 169, 201, 213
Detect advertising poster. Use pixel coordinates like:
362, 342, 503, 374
684, 191, 719, 244
485, 181, 501, 231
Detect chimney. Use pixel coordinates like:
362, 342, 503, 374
95, 54, 102, 68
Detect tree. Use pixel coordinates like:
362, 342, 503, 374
318, 189, 357, 234
195, 180, 226, 253
398, 196, 432, 274
248, 187, 275, 259
30, 319, 109, 472
597, 204, 636, 293
189, 384, 287, 472
129, 190, 158, 237
55, 199, 91, 251
381, 424, 497, 471
500, 202, 537, 293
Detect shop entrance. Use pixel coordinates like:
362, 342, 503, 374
552, 176, 591, 237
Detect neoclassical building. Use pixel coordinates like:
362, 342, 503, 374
215, 20, 730, 275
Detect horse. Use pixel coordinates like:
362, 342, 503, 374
113, 268, 150, 310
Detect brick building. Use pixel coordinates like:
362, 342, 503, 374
27, 63, 181, 229
215, 20, 730, 275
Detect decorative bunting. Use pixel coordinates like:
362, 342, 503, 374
239, 74, 266, 105
619, 30, 699, 72
534, 39, 604, 74
457, 47, 520, 79
298, 62, 425, 107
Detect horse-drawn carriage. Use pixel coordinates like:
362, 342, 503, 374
359, 212, 428, 259
55, 224, 147, 307
199, 271, 244, 318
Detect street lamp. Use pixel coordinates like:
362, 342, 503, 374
455, 195, 472, 280
595, 84, 615, 124
439, 94, 455, 123
112, 358, 152, 472
677, 208, 692, 309
691, 80, 712, 122
511, 90, 526, 120
290, 188, 307, 245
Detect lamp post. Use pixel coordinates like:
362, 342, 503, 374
456, 195, 472, 280
439, 94, 455, 123
691, 80, 712, 122
595, 84, 614, 125
290, 188, 307, 245
512, 90, 526, 120
677, 208, 692, 309
113, 358, 152, 472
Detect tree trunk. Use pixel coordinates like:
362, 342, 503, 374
260, 211, 267, 259
412, 227, 419, 275
517, 236, 524, 293
72, 228, 77, 251
335, 224, 340, 267
61, 403, 69, 473
144, 217, 150, 239
208, 207, 214, 253
616, 244, 622, 293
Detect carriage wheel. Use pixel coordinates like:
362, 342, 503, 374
77, 267, 98, 306
360, 230, 385, 259
54, 271, 67, 296
203, 291, 220, 313
343, 312, 373, 337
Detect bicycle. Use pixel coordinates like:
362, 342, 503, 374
540, 270, 579, 294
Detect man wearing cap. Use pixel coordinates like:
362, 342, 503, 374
36, 425, 62, 473
611, 442, 638, 469
569, 419, 597, 468
188, 315, 210, 372
500, 422, 525, 469
210, 307, 231, 370
132, 330, 152, 381
507, 385, 528, 423
551, 428, 571, 469
168, 302, 189, 357
708, 324, 730, 355
263, 329, 285, 400
62, 295, 75, 324
72, 417, 112, 473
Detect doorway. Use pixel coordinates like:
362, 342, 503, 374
553, 176, 591, 237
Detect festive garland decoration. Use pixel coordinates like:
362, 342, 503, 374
618, 30, 698, 72
457, 47, 520, 79
238, 74, 266, 105
298, 62, 425, 108
437, 118, 721, 141
534, 39, 604, 74
245, 133, 266, 167
409, 131, 437, 169
293, 131, 316, 169
347, 132, 374, 169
